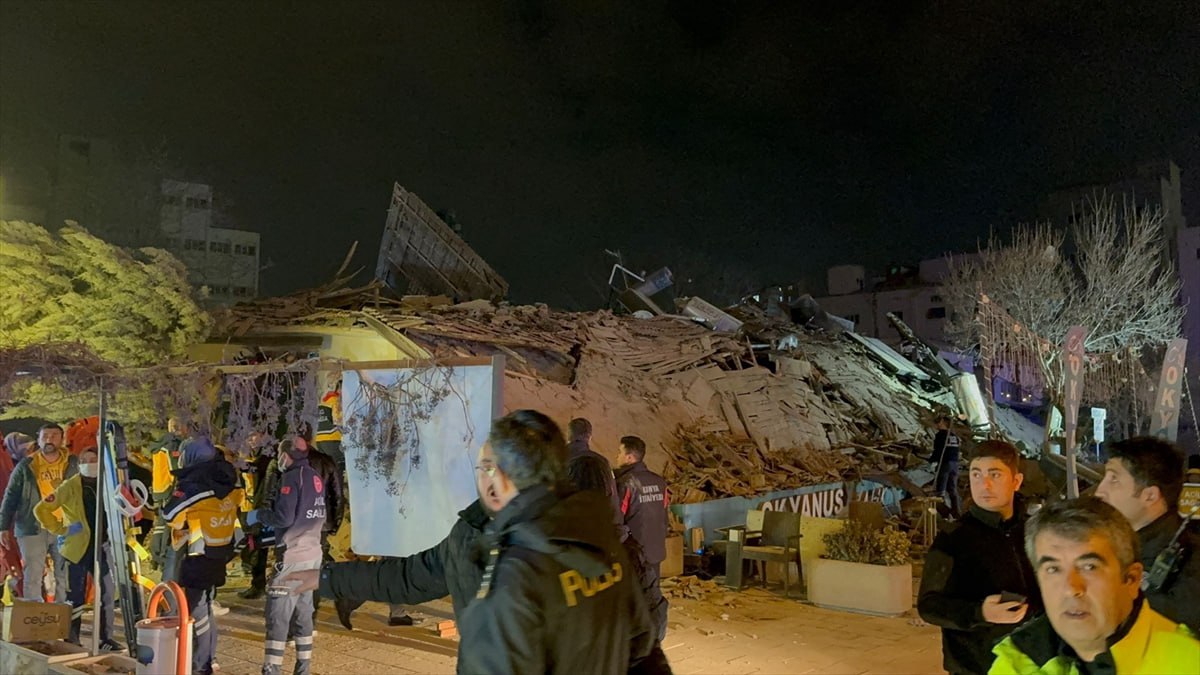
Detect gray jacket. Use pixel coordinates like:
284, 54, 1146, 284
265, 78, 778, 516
0, 453, 80, 537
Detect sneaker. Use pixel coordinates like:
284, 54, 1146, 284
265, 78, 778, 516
211, 600, 230, 617
212, 659, 221, 671
238, 585, 265, 600
99, 639, 122, 652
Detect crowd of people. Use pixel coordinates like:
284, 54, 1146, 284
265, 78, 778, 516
919, 436, 1200, 674
3, 406, 1197, 675
0, 411, 673, 675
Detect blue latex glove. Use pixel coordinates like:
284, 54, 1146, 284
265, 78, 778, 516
65, 522, 84, 537
57, 535, 67, 549
245, 510, 260, 527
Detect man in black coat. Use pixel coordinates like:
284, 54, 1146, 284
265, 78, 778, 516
319, 410, 672, 672
566, 417, 622, 526
1096, 436, 1200, 629
918, 440, 1041, 675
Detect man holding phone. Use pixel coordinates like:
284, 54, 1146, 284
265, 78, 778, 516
918, 440, 1041, 675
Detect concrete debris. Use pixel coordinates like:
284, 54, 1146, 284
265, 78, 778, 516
662, 576, 726, 601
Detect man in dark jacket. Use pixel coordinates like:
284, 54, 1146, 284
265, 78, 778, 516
614, 435, 670, 640
918, 440, 1041, 675
1096, 436, 1200, 629
248, 439, 326, 675
293, 425, 344, 621
931, 415, 962, 516
458, 410, 657, 674
319, 411, 670, 674
573, 442, 670, 645
163, 438, 245, 675
566, 417, 621, 525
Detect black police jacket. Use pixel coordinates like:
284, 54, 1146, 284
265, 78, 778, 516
1140, 511, 1200, 630
614, 461, 670, 565
917, 501, 1042, 675
319, 496, 672, 675
457, 485, 657, 675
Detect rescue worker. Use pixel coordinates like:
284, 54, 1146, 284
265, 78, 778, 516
163, 437, 245, 675
1095, 436, 1200, 629
458, 410, 658, 673
314, 381, 345, 471
240, 439, 279, 600
292, 425, 346, 621
614, 435, 670, 641
990, 497, 1200, 674
918, 440, 1041, 675
33, 448, 120, 650
0, 424, 79, 600
148, 417, 187, 581
247, 438, 326, 675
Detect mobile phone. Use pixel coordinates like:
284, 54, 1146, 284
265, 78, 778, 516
999, 591, 1027, 605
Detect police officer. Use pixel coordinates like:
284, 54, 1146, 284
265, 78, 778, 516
1096, 436, 1200, 629
458, 411, 658, 673
163, 438, 245, 675
614, 435, 670, 641
248, 438, 326, 675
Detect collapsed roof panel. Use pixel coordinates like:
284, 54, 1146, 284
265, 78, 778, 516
375, 183, 509, 302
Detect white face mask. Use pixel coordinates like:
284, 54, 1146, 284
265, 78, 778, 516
79, 463, 99, 479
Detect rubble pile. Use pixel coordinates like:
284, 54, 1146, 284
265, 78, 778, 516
213, 280, 963, 500
666, 425, 860, 503
660, 575, 729, 601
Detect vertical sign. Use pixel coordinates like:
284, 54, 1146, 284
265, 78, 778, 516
1062, 326, 1088, 499
1152, 339, 1188, 442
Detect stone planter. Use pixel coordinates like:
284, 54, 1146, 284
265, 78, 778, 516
807, 558, 912, 617
50, 652, 139, 674
0, 639, 89, 674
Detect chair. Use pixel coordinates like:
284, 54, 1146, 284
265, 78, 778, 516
726, 510, 803, 597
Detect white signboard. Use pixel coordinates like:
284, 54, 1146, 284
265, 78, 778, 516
343, 358, 502, 557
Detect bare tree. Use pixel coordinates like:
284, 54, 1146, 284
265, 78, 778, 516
943, 194, 1183, 433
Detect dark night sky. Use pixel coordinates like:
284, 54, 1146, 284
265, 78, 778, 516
2, 1, 1198, 308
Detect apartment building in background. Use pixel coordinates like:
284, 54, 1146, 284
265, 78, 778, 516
159, 179, 260, 304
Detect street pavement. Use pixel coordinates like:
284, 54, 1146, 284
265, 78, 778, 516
202, 584, 945, 675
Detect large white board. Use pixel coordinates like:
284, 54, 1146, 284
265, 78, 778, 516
343, 360, 501, 556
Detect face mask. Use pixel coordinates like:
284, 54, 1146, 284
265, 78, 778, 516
79, 464, 99, 479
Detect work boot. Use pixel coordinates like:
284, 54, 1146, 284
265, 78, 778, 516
238, 585, 265, 600
335, 598, 362, 631
67, 618, 82, 645
388, 614, 414, 627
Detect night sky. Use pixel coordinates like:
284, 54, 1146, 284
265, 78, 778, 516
2, 1, 1198, 308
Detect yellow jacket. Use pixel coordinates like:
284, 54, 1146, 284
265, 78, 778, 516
990, 602, 1200, 675
32, 475, 92, 564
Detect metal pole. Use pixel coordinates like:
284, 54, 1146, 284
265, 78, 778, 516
92, 382, 105, 656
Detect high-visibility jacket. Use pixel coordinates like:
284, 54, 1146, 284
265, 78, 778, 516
163, 459, 245, 589
150, 434, 184, 503
990, 601, 1200, 675
33, 474, 91, 564
315, 390, 342, 443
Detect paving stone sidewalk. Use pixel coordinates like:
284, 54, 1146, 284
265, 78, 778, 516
205, 585, 945, 675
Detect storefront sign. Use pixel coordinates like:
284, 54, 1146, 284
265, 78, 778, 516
1152, 338, 1188, 442
1062, 326, 1087, 498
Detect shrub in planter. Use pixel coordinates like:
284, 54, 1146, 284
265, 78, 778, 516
808, 521, 913, 616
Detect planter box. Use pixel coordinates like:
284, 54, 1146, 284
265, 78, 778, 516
50, 653, 139, 674
0, 639, 89, 675
807, 558, 912, 617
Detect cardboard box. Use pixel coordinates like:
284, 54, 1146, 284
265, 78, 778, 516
2, 600, 72, 643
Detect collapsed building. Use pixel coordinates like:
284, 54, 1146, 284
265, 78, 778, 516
202, 183, 1041, 506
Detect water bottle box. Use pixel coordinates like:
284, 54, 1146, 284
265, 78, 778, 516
1, 600, 71, 643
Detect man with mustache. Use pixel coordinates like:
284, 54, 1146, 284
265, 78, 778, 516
990, 497, 1199, 674
0, 424, 79, 600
